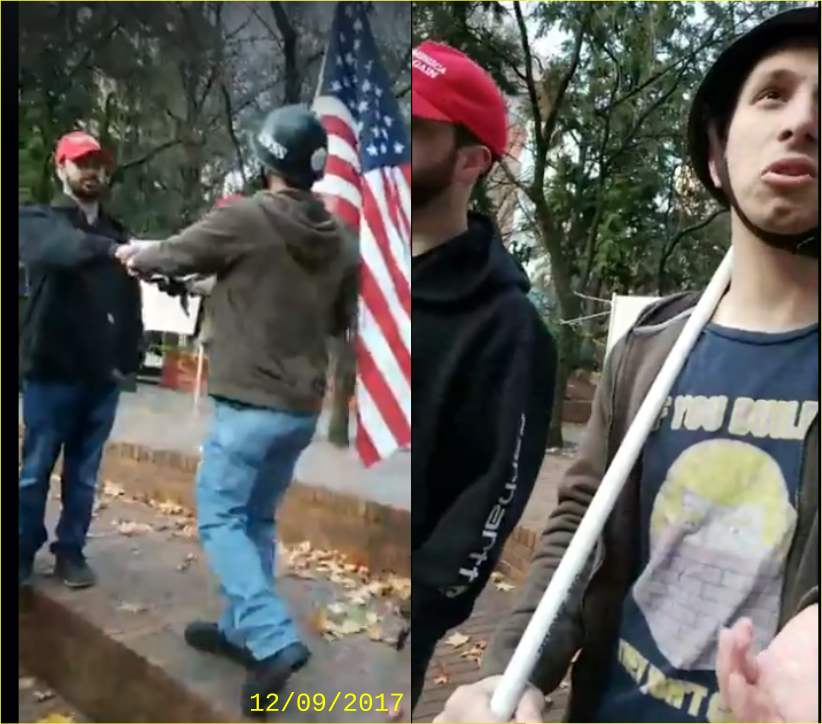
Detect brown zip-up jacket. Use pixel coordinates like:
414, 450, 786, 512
480, 292, 819, 721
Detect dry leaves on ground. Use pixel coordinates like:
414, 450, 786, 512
99, 483, 198, 541
112, 519, 155, 537
309, 600, 397, 644
176, 552, 196, 572
460, 640, 487, 665
444, 631, 470, 648
490, 571, 515, 592
116, 601, 149, 614
442, 632, 486, 666
284, 541, 410, 648
431, 663, 451, 686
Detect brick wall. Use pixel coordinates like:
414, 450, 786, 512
19, 426, 542, 584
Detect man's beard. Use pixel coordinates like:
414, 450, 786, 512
67, 176, 103, 202
410, 152, 457, 212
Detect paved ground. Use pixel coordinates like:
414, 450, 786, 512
29, 488, 411, 723
413, 451, 575, 723
519, 450, 576, 535
19, 670, 89, 723
20, 385, 581, 722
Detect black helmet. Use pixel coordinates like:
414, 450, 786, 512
249, 105, 329, 191
687, 6, 819, 258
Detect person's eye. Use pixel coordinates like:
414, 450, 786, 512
757, 88, 784, 103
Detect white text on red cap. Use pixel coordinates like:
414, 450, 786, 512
412, 48, 447, 79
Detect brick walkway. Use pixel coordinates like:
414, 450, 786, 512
413, 453, 575, 723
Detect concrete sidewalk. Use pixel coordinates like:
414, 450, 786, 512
20, 385, 412, 510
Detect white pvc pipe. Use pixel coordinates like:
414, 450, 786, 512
193, 343, 206, 412
489, 248, 733, 720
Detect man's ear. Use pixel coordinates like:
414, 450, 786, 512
708, 158, 723, 190
55, 163, 67, 185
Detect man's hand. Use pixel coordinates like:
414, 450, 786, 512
718, 608, 819, 724
115, 242, 154, 276
433, 676, 545, 723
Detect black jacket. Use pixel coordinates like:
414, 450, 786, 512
18, 197, 144, 385
411, 214, 557, 626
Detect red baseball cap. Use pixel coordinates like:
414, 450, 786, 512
412, 41, 508, 159
55, 131, 112, 166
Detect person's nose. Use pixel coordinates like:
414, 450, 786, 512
778, 90, 818, 146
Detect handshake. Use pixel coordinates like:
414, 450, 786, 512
112, 241, 153, 276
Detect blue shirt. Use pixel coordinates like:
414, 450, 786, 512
597, 323, 819, 723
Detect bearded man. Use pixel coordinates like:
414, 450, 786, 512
18, 131, 144, 590
409, 42, 558, 714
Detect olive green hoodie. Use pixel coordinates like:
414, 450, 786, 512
131, 189, 358, 412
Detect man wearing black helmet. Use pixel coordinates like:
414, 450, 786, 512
118, 105, 358, 714
437, 7, 818, 723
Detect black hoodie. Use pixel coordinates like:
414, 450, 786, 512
412, 213, 557, 626
18, 197, 144, 385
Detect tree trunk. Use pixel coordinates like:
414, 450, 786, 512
327, 335, 356, 448
548, 345, 571, 449
547, 306, 582, 449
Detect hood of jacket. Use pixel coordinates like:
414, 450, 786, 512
255, 188, 348, 272
411, 212, 530, 306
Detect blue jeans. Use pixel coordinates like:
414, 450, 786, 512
19, 381, 120, 560
196, 398, 317, 662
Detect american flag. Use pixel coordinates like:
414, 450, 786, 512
312, 2, 411, 467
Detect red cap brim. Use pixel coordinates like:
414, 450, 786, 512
411, 88, 452, 123
74, 148, 114, 167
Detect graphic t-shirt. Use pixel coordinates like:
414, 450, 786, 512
596, 323, 819, 723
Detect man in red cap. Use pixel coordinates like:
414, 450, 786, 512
18, 131, 143, 590
409, 41, 558, 713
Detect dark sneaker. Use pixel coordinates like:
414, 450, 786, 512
184, 621, 254, 668
242, 642, 311, 719
19, 556, 35, 589
54, 555, 97, 589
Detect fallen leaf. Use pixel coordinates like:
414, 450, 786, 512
445, 632, 470, 648
460, 641, 487, 664
171, 524, 197, 539
366, 624, 386, 642
113, 520, 154, 537
327, 602, 348, 616
333, 618, 365, 636
156, 500, 186, 516
37, 714, 73, 723
176, 553, 196, 572
33, 690, 55, 702
101, 481, 126, 498
431, 662, 452, 686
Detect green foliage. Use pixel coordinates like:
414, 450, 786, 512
19, 1, 411, 235
415, 0, 809, 443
